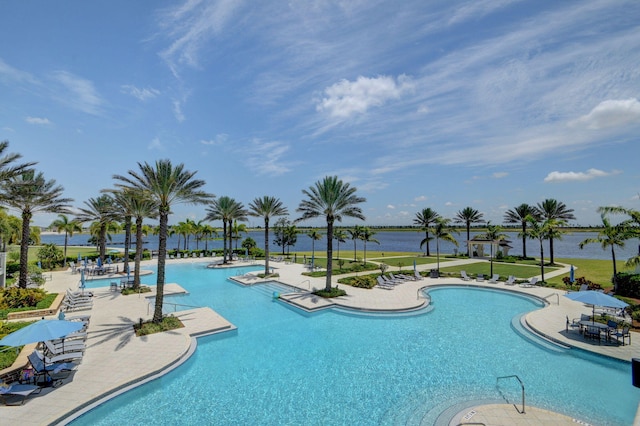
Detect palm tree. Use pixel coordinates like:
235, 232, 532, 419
0, 169, 72, 288
454, 207, 484, 256
50, 214, 82, 267
503, 203, 537, 258
535, 199, 575, 265
333, 228, 347, 261
348, 225, 365, 261
598, 206, 640, 267
107, 188, 140, 275
413, 208, 440, 256
431, 218, 458, 273
525, 214, 557, 283
76, 194, 118, 264
113, 159, 213, 323
129, 193, 158, 288
307, 229, 323, 268
360, 227, 379, 265
477, 221, 507, 277
248, 196, 288, 276
206, 197, 246, 263
296, 176, 366, 292
199, 223, 218, 252
231, 220, 248, 250
579, 212, 635, 291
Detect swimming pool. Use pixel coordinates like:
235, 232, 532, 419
71, 263, 639, 425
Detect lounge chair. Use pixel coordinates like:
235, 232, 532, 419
476, 274, 485, 282
45, 339, 86, 356
384, 274, 404, 284
62, 298, 93, 312
460, 271, 471, 281
376, 276, 394, 290
505, 275, 516, 286
413, 270, 424, 280
488, 274, 500, 284
578, 284, 588, 291
520, 277, 538, 288
27, 351, 78, 385
0, 383, 41, 405
389, 273, 408, 283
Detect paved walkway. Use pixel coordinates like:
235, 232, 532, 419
2, 256, 638, 425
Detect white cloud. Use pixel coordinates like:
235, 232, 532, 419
445, 201, 453, 206
25, 116, 51, 125
173, 99, 185, 122
201, 134, 228, 145
570, 98, 640, 130
316, 75, 413, 119
121, 85, 160, 101
492, 172, 508, 178
0, 58, 37, 84
245, 139, 291, 176
414, 195, 427, 202
148, 137, 164, 151
51, 71, 103, 115
387, 204, 395, 209
544, 168, 619, 183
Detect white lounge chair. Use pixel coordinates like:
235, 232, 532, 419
460, 271, 471, 281
376, 276, 394, 289
520, 277, 539, 288
505, 275, 516, 285
476, 274, 485, 282
488, 274, 500, 284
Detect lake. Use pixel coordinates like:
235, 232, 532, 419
40, 229, 640, 262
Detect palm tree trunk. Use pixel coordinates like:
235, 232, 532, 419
611, 246, 618, 291
222, 221, 228, 263
353, 239, 357, 261
264, 220, 270, 275
153, 212, 168, 323
521, 222, 527, 258
539, 239, 545, 282
425, 230, 430, 256
134, 216, 143, 289
123, 216, 131, 277
466, 225, 471, 256
18, 211, 32, 289
549, 237, 555, 265
325, 220, 334, 292
436, 237, 440, 272
227, 220, 233, 260
99, 224, 107, 263
63, 231, 69, 267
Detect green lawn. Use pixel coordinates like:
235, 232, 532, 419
439, 262, 558, 280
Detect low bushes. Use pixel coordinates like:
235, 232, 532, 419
313, 286, 346, 298
615, 273, 640, 298
134, 316, 183, 336
338, 275, 377, 289
0, 289, 57, 320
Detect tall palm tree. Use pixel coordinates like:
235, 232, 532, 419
0, 169, 72, 288
477, 221, 507, 277
525, 214, 557, 283
454, 207, 484, 256
128, 193, 158, 288
205, 196, 246, 263
333, 228, 347, 261
248, 196, 288, 276
113, 159, 213, 323
413, 208, 440, 256
503, 203, 537, 258
348, 225, 365, 261
360, 227, 379, 265
76, 194, 118, 264
307, 229, 323, 268
50, 214, 82, 267
296, 176, 366, 292
579, 212, 635, 291
535, 199, 575, 265
431, 218, 458, 273
107, 188, 139, 275
0, 140, 35, 181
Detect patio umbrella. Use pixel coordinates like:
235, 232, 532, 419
564, 291, 628, 324
79, 269, 86, 293
97, 257, 102, 268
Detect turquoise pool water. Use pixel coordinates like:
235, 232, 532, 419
71, 263, 639, 425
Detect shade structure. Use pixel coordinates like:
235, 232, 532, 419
565, 290, 628, 323
0, 319, 84, 347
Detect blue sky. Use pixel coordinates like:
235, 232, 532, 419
1, 0, 639, 227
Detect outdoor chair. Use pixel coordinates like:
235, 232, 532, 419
566, 315, 581, 333
584, 325, 602, 344
27, 351, 78, 386
488, 274, 500, 283
460, 271, 471, 281
0, 383, 41, 405
613, 326, 630, 346
476, 274, 485, 282
414, 270, 424, 280
504, 275, 516, 285
376, 276, 394, 290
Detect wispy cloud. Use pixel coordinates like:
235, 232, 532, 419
316, 75, 413, 119
493, 172, 508, 178
25, 116, 51, 125
0, 57, 38, 85
200, 134, 228, 145
51, 71, 103, 115
121, 85, 161, 101
447, 0, 524, 26
148, 137, 164, 151
245, 139, 292, 176
544, 168, 620, 183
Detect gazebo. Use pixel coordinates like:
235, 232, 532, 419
467, 238, 512, 259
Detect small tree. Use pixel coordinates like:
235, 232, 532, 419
37, 243, 64, 270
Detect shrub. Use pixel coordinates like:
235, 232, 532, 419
134, 315, 183, 336
0, 288, 47, 309
340, 275, 377, 289
121, 286, 152, 296
615, 273, 640, 298
37, 243, 64, 269
313, 286, 346, 298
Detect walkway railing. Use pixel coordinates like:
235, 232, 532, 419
147, 301, 203, 315
496, 374, 525, 414
542, 293, 559, 305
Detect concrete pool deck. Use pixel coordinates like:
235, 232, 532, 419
2, 256, 638, 425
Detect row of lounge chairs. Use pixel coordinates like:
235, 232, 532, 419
460, 271, 537, 287
376, 271, 423, 289
62, 289, 93, 312
1, 315, 90, 405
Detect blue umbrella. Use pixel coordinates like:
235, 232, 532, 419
569, 265, 575, 283
0, 319, 84, 347
97, 257, 102, 268
79, 269, 86, 292
107, 256, 112, 264
37, 261, 42, 269
565, 290, 628, 324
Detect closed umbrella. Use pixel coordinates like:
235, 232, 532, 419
565, 291, 628, 324
97, 257, 102, 268
79, 269, 86, 293
570, 265, 575, 284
